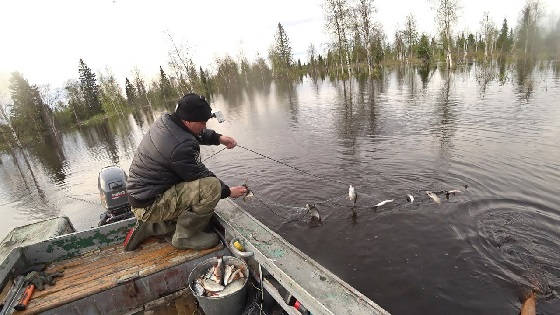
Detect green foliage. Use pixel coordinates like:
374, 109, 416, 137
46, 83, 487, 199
8, 72, 53, 141
213, 56, 241, 93
78, 59, 103, 116
269, 23, 294, 78
99, 71, 126, 115
159, 66, 176, 103
417, 34, 432, 64
497, 18, 512, 53
125, 78, 137, 106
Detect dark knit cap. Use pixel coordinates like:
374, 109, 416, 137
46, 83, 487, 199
175, 93, 212, 122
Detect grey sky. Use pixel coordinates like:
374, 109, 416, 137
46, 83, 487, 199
0, 0, 558, 92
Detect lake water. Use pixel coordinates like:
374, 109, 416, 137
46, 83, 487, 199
1, 62, 559, 314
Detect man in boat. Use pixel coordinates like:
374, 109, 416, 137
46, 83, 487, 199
124, 93, 248, 251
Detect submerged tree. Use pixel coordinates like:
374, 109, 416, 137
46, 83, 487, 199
78, 59, 102, 116
8, 72, 55, 141
159, 66, 175, 104
480, 12, 497, 59
496, 18, 512, 54
517, 0, 541, 58
434, 0, 459, 68
355, 0, 376, 73
403, 13, 419, 60
125, 78, 137, 106
99, 69, 126, 116
324, 0, 352, 76
269, 22, 293, 78
417, 34, 432, 64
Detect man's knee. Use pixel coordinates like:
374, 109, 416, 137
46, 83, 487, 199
199, 177, 221, 206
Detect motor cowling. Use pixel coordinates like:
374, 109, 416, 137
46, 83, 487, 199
98, 166, 133, 225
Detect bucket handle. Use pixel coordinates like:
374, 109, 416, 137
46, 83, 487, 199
229, 239, 254, 258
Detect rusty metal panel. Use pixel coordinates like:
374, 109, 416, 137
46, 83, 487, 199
21, 218, 135, 265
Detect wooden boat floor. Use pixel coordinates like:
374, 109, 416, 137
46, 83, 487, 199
22, 238, 221, 314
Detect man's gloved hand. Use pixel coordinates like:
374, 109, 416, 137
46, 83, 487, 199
219, 135, 237, 149
229, 186, 248, 198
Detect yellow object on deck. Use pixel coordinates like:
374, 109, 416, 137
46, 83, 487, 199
233, 240, 244, 251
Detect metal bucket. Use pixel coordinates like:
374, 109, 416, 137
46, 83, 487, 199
187, 255, 249, 315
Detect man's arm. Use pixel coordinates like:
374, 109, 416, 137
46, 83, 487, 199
170, 144, 231, 198
199, 129, 221, 145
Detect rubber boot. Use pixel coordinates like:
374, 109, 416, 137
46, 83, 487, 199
171, 211, 219, 250
124, 220, 176, 251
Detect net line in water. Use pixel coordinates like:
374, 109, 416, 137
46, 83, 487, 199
203, 143, 467, 221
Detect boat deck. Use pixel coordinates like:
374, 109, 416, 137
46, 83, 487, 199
21, 238, 221, 314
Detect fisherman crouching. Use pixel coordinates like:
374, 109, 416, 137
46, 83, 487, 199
124, 93, 247, 251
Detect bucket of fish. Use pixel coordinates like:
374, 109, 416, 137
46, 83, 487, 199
188, 255, 249, 315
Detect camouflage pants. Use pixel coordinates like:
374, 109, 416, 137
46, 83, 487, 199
131, 177, 222, 223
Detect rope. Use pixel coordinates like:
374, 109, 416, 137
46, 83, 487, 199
237, 144, 350, 186
202, 147, 228, 162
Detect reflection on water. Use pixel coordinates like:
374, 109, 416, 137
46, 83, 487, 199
1, 62, 560, 314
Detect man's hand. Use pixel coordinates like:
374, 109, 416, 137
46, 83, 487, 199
219, 135, 237, 149
229, 186, 248, 198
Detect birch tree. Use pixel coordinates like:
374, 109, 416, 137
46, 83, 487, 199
434, 0, 459, 68
355, 0, 375, 74
325, 0, 352, 76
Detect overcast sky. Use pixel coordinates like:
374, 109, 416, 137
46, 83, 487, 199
0, 0, 559, 92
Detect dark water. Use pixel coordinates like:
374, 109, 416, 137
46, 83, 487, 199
1, 62, 559, 314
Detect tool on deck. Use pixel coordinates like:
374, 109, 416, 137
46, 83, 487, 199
0, 277, 24, 315
14, 284, 34, 311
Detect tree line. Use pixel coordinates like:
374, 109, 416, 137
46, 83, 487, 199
1, 0, 559, 151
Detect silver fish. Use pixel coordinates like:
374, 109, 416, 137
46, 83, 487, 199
242, 184, 254, 202
204, 266, 214, 279
215, 278, 245, 297
445, 189, 461, 200
211, 258, 223, 283
193, 278, 204, 296
223, 264, 234, 286
348, 185, 357, 205
227, 268, 244, 284
243, 190, 254, 202
374, 199, 394, 207
426, 191, 441, 204
406, 194, 414, 203
201, 278, 224, 293
306, 204, 321, 223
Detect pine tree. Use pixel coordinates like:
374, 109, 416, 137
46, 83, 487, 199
78, 59, 102, 116
269, 23, 293, 77
497, 18, 510, 53
8, 72, 52, 140
159, 66, 174, 103
125, 78, 137, 106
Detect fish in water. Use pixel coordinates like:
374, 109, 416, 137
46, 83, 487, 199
445, 189, 461, 199
374, 199, 394, 208
406, 194, 414, 203
348, 185, 357, 205
426, 191, 441, 204
306, 204, 321, 224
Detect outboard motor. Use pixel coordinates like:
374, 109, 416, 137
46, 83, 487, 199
98, 166, 134, 226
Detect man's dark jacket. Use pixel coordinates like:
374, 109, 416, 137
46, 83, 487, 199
127, 113, 230, 208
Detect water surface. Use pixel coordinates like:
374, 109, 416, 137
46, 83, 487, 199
1, 62, 559, 314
